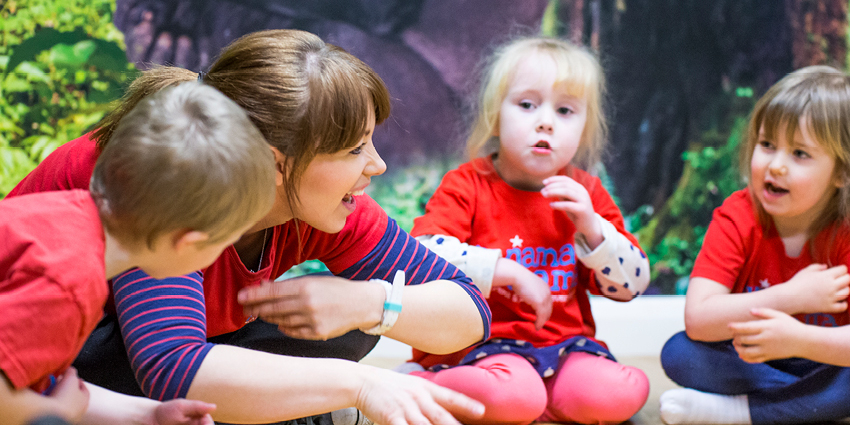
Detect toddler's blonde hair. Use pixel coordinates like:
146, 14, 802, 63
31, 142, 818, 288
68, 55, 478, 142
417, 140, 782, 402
466, 36, 607, 170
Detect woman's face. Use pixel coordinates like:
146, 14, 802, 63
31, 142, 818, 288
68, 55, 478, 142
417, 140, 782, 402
291, 107, 387, 233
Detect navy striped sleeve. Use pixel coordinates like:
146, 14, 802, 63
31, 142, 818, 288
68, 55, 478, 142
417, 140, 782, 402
112, 268, 214, 400
337, 217, 491, 341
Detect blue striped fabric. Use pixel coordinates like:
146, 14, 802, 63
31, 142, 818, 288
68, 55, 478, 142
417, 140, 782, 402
339, 217, 492, 341
111, 217, 491, 401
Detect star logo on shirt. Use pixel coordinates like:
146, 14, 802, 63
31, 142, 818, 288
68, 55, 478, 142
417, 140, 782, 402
760, 279, 770, 288
510, 235, 523, 247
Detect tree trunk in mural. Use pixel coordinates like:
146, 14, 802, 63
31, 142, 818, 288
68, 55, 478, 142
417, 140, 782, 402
112, 0, 549, 168
786, 0, 847, 68
600, 0, 794, 213
111, 0, 846, 224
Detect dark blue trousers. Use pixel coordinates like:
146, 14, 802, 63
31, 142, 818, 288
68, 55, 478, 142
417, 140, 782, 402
661, 331, 850, 424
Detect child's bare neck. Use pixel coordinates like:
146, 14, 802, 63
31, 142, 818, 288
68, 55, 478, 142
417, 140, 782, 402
772, 217, 811, 258
492, 158, 549, 191
102, 228, 137, 279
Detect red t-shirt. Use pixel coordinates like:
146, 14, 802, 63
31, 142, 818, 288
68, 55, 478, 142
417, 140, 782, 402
692, 188, 850, 326
0, 190, 108, 391
7, 134, 390, 336
410, 157, 640, 368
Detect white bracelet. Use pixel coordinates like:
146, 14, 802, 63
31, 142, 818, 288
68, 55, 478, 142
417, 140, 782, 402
362, 270, 405, 335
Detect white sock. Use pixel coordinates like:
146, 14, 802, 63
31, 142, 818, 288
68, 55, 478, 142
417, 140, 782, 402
660, 388, 751, 424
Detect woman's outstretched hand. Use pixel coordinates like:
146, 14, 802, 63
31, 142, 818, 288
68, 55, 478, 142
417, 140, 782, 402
356, 367, 485, 425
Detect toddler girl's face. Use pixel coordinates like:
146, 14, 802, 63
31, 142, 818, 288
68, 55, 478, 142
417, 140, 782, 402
751, 118, 841, 233
493, 51, 588, 190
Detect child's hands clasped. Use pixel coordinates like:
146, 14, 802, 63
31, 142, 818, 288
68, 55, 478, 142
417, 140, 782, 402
729, 308, 808, 363
782, 264, 850, 315
541, 176, 602, 245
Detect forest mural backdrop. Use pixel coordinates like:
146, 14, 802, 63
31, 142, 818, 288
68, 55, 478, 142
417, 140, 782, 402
2, 0, 847, 294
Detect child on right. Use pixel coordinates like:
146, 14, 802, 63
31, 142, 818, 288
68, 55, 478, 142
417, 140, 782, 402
0, 81, 276, 424
405, 35, 651, 425
660, 65, 850, 425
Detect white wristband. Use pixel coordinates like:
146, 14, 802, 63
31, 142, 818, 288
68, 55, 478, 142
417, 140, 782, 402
362, 270, 405, 335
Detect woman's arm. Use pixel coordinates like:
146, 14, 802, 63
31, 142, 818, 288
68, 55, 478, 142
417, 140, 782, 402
82, 383, 215, 425
113, 262, 484, 423
239, 218, 490, 354
685, 265, 850, 341
186, 345, 483, 424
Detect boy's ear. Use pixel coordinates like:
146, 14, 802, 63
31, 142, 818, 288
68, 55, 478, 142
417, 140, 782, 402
173, 230, 210, 252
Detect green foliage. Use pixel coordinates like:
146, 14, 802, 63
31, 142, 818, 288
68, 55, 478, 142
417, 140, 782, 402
368, 162, 455, 233
632, 92, 753, 294
0, 0, 135, 196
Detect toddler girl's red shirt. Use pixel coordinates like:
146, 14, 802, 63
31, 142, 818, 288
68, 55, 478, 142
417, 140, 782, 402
693, 188, 850, 326
0, 190, 108, 391
411, 157, 639, 368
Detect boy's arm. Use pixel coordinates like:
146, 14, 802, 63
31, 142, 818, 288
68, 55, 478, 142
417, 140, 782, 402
0, 369, 88, 425
82, 383, 214, 425
729, 308, 850, 366
686, 265, 850, 342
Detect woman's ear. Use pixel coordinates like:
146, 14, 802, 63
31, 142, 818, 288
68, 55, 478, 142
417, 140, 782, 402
269, 146, 286, 186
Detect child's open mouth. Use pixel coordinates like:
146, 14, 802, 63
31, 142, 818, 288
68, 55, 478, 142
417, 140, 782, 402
765, 182, 789, 194
343, 189, 365, 205
532, 141, 552, 153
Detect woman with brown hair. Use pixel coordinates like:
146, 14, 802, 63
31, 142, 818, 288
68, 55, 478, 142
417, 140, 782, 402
8, 29, 489, 425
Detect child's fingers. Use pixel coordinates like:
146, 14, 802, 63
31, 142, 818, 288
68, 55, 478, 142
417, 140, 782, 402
828, 264, 849, 276
427, 384, 486, 420
180, 400, 217, 417
237, 280, 293, 305
728, 320, 763, 336
533, 300, 552, 330
748, 307, 784, 320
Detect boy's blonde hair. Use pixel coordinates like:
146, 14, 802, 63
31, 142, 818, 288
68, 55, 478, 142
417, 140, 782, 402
466, 36, 607, 169
741, 65, 850, 235
92, 29, 390, 217
90, 82, 276, 249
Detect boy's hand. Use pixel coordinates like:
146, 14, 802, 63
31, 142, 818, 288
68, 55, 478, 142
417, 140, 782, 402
541, 176, 600, 245
729, 308, 807, 363
495, 259, 553, 330
357, 367, 484, 425
49, 368, 89, 423
154, 399, 216, 425
782, 264, 849, 314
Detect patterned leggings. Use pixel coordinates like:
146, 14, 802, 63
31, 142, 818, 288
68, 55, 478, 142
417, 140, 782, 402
412, 352, 649, 425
